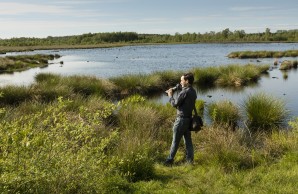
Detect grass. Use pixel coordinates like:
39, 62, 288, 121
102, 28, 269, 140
0, 54, 61, 72
110, 70, 181, 95
208, 100, 240, 128
193, 64, 269, 87
0, 48, 297, 193
0, 43, 134, 54
1, 89, 298, 193
242, 93, 289, 132
227, 50, 298, 59
0, 63, 270, 106
279, 60, 298, 70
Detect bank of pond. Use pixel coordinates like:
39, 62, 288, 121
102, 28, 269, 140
1, 84, 298, 193
0, 63, 270, 103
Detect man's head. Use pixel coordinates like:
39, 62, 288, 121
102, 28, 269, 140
180, 72, 194, 87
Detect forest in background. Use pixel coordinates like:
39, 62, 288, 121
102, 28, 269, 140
0, 28, 297, 47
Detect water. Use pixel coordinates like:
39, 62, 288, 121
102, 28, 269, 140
1, 43, 298, 116
152, 67, 298, 118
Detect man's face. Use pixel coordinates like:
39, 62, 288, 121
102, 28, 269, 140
180, 76, 188, 87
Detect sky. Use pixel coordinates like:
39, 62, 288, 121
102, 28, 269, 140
0, 0, 297, 39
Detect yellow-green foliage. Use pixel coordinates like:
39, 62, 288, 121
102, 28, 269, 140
0, 54, 60, 72
110, 71, 180, 95
193, 64, 269, 87
1, 92, 298, 193
208, 100, 240, 127
0, 96, 156, 193
0, 92, 4, 114
279, 60, 298, 70
243, 93, 289, 131
228, 50, 298, 58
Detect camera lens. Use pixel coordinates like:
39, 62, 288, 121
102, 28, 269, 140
172, 83, 181, 91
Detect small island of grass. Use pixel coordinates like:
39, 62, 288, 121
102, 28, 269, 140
227, 50, 298, 59
0, 54, 61, 73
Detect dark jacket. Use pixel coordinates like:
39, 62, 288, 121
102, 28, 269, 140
169, 86, 197, 118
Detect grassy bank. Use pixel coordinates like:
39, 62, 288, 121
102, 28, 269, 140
0, 63, 269, 105
227, 50, 298, 59
2, 62, 297, 193
193, 64, 269, 87
0, 91, 297, 193
0, 54, 61, 72
0, 43, 140, 54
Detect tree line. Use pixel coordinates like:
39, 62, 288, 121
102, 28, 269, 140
0, 28, 297, 47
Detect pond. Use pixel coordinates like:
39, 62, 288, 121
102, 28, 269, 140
0, 43, 298, 116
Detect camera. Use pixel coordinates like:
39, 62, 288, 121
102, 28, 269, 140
171, 83, 181, 92
165, 83, 181, 95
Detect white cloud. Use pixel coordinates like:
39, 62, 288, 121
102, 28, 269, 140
230, 6, 274, 12
0, 2, 74, 15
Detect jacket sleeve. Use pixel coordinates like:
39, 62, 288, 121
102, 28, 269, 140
169, 90, 187, 108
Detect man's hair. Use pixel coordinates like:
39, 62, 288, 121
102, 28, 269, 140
183, 72, 194, 85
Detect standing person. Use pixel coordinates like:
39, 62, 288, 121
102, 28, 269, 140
164, 72, 197, 166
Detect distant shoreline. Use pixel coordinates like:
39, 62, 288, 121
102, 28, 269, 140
1, 41, 298, 54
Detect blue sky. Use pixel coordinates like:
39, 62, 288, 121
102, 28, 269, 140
0, 0, 297, 39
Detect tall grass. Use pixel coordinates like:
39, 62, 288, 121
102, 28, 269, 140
193, 64, 269, 87
208, 100, 240, 128
0, 85, 32, 105
110, 70, 181, 95
0, 54, 60, 72
1, 91, 298, 193
0, 64, 270, 106
227, 50, 298, 58
243, 93, 289, 131
279, 60, 298, 70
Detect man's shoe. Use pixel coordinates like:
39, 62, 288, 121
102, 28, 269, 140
163, 159, 173, 166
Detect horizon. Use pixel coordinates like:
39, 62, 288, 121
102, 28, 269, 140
1, 28, 297, 40
1, 0, 297, 39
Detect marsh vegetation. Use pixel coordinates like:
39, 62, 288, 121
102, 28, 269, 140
0, 54, 61, 73
1, 62, 298, 193
227, 50, 298, 59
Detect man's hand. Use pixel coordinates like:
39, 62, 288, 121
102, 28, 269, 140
165, 88, 173, 97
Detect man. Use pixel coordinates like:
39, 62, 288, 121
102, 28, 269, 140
164, 72, 197, 165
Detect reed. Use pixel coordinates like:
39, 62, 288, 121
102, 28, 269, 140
242, 93, 289, 131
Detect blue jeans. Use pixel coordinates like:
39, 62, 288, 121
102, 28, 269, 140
167, 117, 194, 162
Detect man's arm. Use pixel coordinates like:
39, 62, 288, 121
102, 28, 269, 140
169, 90, 187, 108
